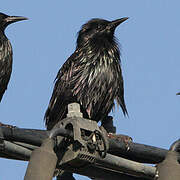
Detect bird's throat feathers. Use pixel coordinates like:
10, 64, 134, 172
77, 35, 120, 66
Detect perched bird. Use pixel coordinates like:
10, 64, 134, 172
0, 13, 27, 127
176, 92, 180, 95
0, 12, 27, 102
45, 18, 128, 130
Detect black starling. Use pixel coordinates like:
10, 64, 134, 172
0, 13, 27, 127
45, 18, 128, 130
0, 12, 27, 102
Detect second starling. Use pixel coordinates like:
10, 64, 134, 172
0, 13, 27, 127
0, 12, 27, 102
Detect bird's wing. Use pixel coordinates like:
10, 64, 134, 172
115, 62, 128, 116
45, 48, 128, 129
0, 40, 12, 102
44, 51, 82, 129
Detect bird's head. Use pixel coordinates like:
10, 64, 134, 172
77, 17, 128, 48
0, 12, 28, 31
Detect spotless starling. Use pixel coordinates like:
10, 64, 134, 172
45, 18, 128, 130
0, 12, 27, 102
0, 13, 27, 127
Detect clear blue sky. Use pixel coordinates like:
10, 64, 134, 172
1, 1, 180, 179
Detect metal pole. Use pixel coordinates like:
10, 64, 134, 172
24, 138, 57, 180
96, 153, 155, 179
155, 140, 180, 180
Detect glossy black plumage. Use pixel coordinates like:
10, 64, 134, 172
45, 18, 128, 130
0, 13, 27, 102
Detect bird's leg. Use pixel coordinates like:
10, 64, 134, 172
101, 116, 116, 134
0, 122, 16, 128
101, 116, 133, 151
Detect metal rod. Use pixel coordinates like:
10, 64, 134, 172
13, 141, 38, 151
0, 127, 48, 146
96, 153, 156, 179
24, 138, 58, 180
0, 126, 171, 164
0, 127, 73, 146
1, 140, 31, 161
0, 141, 156, 179
0, 125, 173, 180
108, 139, 167, 164
71, 164, 152, 180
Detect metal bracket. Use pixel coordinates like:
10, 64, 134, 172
54, 103, 103, 147
53, 103, 108, 171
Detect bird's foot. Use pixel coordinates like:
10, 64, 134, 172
101, 116, 116, 134
101, 116, 132, 150
107, 133, 133, 151
0, 122, 16, 128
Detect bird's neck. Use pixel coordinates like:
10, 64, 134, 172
75, 36, 120, 66
0, 30, 7, 41
0, 32, 9, 49
88, 36, 119, 56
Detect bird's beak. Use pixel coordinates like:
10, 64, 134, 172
110, 17, 129, 29
4, 16, 28, 24
176, 92, 180, 95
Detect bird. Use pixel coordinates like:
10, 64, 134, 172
176, 92, 180, 95
0, 12, 27, 102
0, 12, 27, 127
45, 18, 128, 131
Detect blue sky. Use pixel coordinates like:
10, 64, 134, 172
1, 1, 180, 179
